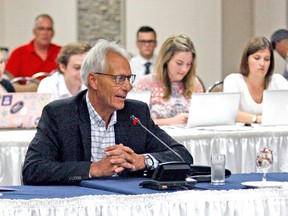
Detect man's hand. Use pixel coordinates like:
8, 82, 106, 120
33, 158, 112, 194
89, 144, 146, 178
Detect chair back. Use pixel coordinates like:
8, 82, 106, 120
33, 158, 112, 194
207, 81, 223, 93
11, 77, 40, 92
196, 75, 206, 92
31, 72, 51, 80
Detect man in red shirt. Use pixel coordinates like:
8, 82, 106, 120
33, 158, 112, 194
6, 14, 61, 78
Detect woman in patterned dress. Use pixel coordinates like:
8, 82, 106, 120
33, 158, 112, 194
134, 34, 203, 126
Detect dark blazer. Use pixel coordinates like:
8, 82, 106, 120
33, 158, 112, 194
0, 79, 15, 92
22, 90, 193, 185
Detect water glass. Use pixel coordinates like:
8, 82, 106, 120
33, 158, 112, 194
211, 154, 226, 185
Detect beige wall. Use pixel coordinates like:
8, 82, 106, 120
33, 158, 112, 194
254, 0, 288, 75
0, 0, 287, 88
126, 0, 288, 88
0, 0, 77, 51
125, 0, 222, 88
222, 0, 253, 78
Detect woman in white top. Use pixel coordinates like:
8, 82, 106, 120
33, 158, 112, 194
224, 36, 288, 124
37, 42, 91, 100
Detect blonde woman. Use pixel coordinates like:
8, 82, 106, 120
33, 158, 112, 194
134, 34, 203, 126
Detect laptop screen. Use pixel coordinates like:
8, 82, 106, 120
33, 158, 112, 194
262, 90, 288, 126
187, 92, 240, 128
0, 92, 52, 129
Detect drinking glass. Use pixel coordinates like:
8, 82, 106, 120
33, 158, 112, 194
211, 154, 226, 185
256, 148, 273, 182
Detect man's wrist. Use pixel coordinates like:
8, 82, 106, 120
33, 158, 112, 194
144, 154, 154, 170
252, 115, 257, 123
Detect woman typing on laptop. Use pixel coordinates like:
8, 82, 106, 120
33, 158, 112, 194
134, 34, 204, 126
223, 36, 288, 124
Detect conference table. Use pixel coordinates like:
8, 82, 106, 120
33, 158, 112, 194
0, 173, 288, 216
1, 124, 288, 186
162, 124, 288, 173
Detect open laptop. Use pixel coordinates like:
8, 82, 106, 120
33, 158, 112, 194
0, 92, 52, 129
186, 92, 240, 128
262, 90, 288, 126
126, 91, 151, 106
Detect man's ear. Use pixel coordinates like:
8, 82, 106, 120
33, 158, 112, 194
59, 63, 66, 73
88, 73, 98, 90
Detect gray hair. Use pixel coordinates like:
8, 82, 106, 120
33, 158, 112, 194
80, 39, 130, 87
34, 14, 54, 28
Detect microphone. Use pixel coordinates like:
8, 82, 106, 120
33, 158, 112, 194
130, 115, 194, 190
130, 115, 184, 162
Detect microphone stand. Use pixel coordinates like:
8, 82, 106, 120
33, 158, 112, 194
130, 115, 195, 190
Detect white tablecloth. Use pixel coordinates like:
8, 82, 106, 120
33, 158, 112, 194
162, 125, 288, 174
1, 188, 288, 216
1, 125, 288, 186
0, 129, 35, 186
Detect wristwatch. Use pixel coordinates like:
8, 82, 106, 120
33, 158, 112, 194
144, 154, 154, 170
252, 115, 257, 123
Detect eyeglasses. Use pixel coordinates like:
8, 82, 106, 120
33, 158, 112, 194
137, 40, 156, 45
36, 27, 53, 32
94, 73, 136, 85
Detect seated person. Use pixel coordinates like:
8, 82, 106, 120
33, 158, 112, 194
270, 29, 288, 80
223, 36, 288, 124
22, 39, 193, 185
37, 42, 91, 100
134, 34, 204, 126
0, 49, 15, 93
130, 26, 158, 82
6, 14, 61, 78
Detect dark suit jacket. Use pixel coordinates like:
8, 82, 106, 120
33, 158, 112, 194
22, 90, 193, 185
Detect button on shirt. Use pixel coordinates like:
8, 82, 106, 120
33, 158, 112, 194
86, 94, 117, 162
130, 55, 157, 83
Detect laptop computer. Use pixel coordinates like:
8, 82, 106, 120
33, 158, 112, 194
126, 91, 151, 106
186, 92, 240, 128
262, 90, 288, 126
0, 92, 52, 129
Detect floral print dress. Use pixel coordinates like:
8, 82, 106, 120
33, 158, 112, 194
134, 73, 204, 119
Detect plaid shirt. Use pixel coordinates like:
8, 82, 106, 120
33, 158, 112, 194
86, 94, 117, 162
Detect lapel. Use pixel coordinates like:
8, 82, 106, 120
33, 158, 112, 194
76, 90, 92, 161
115, 111, 132, 145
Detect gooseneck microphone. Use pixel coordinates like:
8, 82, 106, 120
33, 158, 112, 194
130, 115, 184, 162
130, 115, 195, 190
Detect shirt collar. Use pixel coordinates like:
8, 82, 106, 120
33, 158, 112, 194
85, 93, 117, 127
138, 55, 157, 65
58, 73, 73, 98
57, 72, 87, 98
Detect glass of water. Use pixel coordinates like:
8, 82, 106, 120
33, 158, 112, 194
211, 154, 226, 185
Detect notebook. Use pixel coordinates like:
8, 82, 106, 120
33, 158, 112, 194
186, 92, 240, 128
262, 90, 288, 126
0, 92, 52, 129
126, 91, 151, 106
